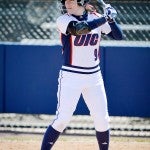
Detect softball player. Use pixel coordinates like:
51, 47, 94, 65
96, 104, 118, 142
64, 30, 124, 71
41, 0, 123, 149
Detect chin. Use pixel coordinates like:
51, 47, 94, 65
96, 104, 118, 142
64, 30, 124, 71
67, 11, 72, 14
67, 9, 73, 14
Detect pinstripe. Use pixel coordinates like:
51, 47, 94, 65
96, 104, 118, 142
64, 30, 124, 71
51, 70, 63, 126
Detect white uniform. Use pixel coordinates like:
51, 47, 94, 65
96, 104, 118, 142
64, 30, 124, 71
51, 12, 111, 132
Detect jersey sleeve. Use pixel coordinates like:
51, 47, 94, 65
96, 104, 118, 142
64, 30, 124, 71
101, 22, 112, 35
91, 12, 111, 35
56, 14, 75, 35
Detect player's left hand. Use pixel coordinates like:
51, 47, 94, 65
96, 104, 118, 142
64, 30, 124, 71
85, 3, 96, 12
104, 4, 117, 21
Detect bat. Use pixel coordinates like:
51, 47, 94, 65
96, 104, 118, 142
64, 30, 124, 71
97, 0, 107, 8
97, 0, 117, 18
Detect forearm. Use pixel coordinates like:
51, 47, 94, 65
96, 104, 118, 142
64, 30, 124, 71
87, 17, 107, 30
108, 21, 123, 40
67, 17, 107, 36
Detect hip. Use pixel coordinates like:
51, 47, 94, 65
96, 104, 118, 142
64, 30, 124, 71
58, 69, 104, 89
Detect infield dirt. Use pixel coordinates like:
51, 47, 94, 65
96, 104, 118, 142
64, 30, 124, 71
0, 132, 150, 150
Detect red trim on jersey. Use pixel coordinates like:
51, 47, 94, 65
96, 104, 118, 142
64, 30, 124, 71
60, 33, 64, 54
69, 36, 73, 65
60, 33, 62, 44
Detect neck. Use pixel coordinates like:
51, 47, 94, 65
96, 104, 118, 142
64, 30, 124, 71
73, 6, 85, 16
72, 10, 88, 21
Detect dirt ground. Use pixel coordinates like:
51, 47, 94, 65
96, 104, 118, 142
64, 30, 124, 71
0, 132, 150, 150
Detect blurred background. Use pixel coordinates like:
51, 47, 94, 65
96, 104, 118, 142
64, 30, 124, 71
0, 0, 149, 43
0, 0, 150, 137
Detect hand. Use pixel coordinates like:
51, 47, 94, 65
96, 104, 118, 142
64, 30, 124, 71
85, 3, 96, 12
104, 4, 117, 21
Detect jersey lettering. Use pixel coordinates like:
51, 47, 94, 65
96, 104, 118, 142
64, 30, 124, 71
74, 33, 99, 46
94, 48, 100, 61
84, 34, 92, 46
90, 34, 99, 45
74, 35, 86, 46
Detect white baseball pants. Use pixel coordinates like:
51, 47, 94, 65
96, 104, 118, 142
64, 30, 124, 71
52, 70, 109, 132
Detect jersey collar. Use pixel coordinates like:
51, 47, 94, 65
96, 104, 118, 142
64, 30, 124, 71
72, 11, 88, 21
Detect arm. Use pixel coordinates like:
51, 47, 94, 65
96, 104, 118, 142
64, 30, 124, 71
67, 17, 107, 36
107, 21, 123, 40
103, 5, 123, 40
67, 5, 123, 38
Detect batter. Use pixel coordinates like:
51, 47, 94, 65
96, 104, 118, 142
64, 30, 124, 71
41, 0, 123, 150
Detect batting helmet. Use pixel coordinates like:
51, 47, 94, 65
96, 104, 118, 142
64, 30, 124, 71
59, 0, 90, 14
61, 0, 90, 5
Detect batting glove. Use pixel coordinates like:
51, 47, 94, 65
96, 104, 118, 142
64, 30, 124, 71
103, 4, 117, 22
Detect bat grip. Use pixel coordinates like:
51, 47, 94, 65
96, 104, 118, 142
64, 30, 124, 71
97, 0, 107, 8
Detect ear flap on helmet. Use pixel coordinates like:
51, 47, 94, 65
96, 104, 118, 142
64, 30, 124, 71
77, 0, 90, 6
61, 0, 65, 4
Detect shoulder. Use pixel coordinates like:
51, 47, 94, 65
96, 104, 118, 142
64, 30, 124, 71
57, 13, 76, 23
56, 13, 77, 34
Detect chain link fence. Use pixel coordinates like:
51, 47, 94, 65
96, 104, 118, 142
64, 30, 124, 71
0, 0, 150, 46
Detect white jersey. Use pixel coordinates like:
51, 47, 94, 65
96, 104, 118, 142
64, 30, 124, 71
56, 12, 111, 74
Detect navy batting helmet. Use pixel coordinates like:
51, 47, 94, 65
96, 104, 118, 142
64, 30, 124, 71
59, 0, 90, 14
61, 0, 90, 6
